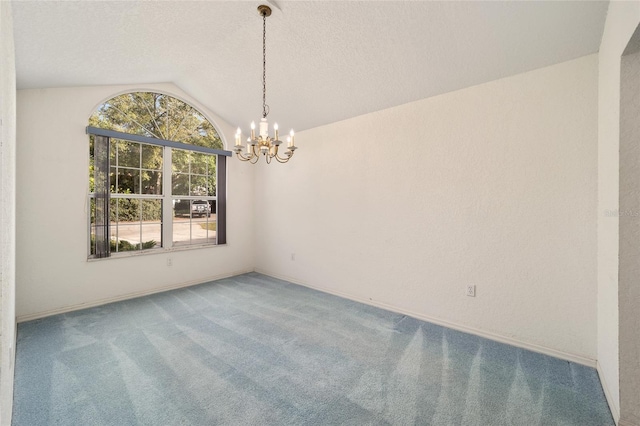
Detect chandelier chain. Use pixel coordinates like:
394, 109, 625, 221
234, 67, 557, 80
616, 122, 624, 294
262, 11, 268, 118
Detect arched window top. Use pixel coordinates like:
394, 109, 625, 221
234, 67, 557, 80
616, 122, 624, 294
89, 92, 223, 150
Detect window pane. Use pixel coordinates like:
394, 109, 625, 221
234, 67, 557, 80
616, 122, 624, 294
142, 145, 162, 171
117, 140, 140, 168
190, 234, 209, 245
107, 198, 162, 253
141, 199, 162, 222
207, 175, 216, 196
172, 173, 189, 196
141, 225, 162, 249
89, 137, 95, 193
172, 199, 215, 247
194, 215, 216, 244
90, 226, 97, 255
89, 198, 96, 255
206, 154, 216, 176
191, 199, 211, 218
109, 139, 117, 163
109, 167, 117, 192
117, 198, 141, 223
172, 221, 191, 247
112, 224, 140, 252
116, 168, 140, 194
190, 175, 208, 196
191, 152, 207, 175
173, 199, 189, 218
109, 198, 118, 223
206, 155, 216, 195
173, 220, 211, 246
142, 171, 162, 195
172, 150, 190, 173
90, 198, 96, 225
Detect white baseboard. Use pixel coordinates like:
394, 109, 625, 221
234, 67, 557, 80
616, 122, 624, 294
16, 268, 254, 323
255, 269, 597, 368
597, 361, 620, 425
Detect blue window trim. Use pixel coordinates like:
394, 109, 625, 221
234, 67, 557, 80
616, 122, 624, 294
86, 126, 232, 157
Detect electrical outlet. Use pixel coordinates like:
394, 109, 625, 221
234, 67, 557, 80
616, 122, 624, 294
167, 258, 172, 267
466, 284, 476, 297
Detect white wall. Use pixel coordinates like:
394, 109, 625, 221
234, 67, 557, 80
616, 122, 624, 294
15, 83, 255, 319
254, 55, 599, 364
0, 1, 17, 424
598, 2, 640, 423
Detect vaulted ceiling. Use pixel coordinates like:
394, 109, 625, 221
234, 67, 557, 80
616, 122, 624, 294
12, 0, 608, 132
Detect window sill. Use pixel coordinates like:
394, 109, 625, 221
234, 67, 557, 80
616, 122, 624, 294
87, 243, 227, 262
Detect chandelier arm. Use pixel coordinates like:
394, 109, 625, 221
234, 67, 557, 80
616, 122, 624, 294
251, 143, 259, 163
236, 143, 259, 162
236, 149, 256, 162
275, 151, 293, 163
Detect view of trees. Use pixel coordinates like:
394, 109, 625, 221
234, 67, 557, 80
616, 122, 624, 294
89, 92, 223, 148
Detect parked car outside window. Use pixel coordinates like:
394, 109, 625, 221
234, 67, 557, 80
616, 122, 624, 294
174, 199, 211, 217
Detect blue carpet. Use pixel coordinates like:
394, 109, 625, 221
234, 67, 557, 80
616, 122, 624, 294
13, 273, 614, 425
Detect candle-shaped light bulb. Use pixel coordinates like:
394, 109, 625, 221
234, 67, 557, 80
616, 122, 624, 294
287, 136, 292, 148
246, 143, 252, 154
274, 123, 279, 141
289, 129, 295, 147
250, 121, 255, 140
235, 127, 241, 146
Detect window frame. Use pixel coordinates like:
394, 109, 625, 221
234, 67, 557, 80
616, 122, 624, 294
87, 126, 231, 259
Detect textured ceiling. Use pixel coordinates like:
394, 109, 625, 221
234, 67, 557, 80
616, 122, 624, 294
12, 0, 608, 132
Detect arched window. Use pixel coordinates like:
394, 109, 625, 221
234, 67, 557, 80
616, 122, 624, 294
88, 92, 230, 258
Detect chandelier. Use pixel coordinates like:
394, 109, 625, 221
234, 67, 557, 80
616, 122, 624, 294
234, 5, 297, 164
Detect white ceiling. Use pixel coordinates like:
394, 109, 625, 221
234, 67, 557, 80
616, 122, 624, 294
12, 0, 608, 132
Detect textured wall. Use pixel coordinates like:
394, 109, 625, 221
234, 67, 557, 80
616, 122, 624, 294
15, 84, 255, 319
597, 2, 640, 423
0, 1, 17, 424
254, 55, 598, 364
